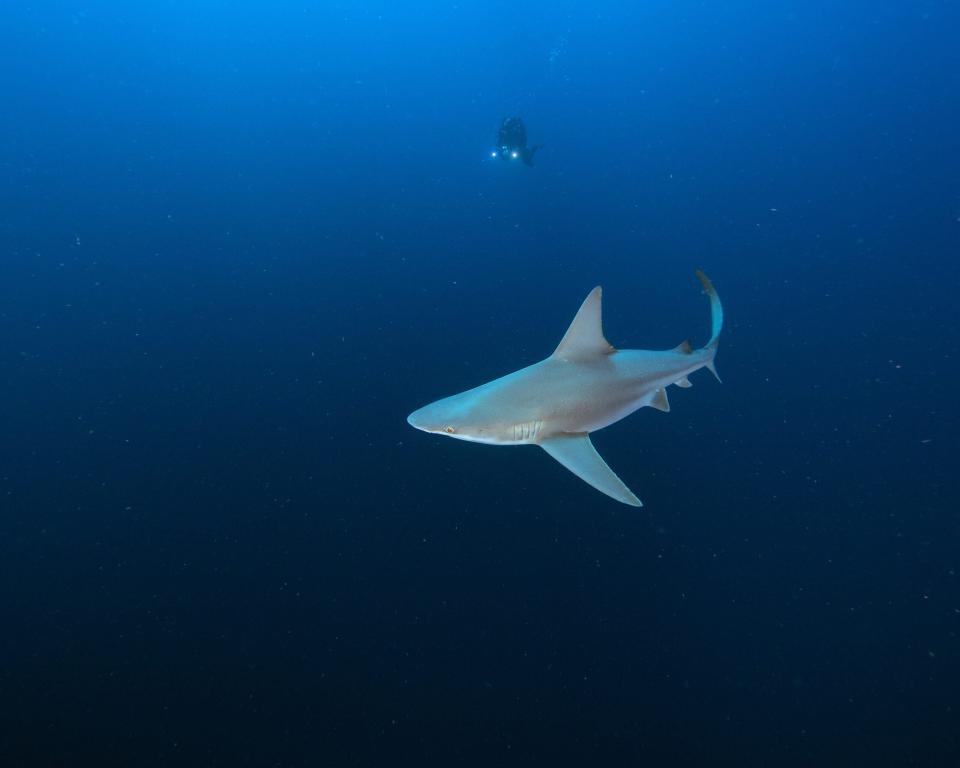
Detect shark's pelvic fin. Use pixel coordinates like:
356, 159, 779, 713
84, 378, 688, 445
552, 287, 616, 362
674, 340, 693, 354
651, 388, 671, 411
675, 376, 693, 388
540, 434, 642, 507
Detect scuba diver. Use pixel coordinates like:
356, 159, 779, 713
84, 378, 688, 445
491, 117, 542, 167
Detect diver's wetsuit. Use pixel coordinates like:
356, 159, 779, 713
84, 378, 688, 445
498, 117, 528, 149
495, 117, 541, 166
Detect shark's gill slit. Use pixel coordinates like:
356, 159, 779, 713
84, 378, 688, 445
512, 420, 543, 441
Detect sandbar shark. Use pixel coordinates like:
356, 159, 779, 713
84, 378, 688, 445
407, 272, 723, 506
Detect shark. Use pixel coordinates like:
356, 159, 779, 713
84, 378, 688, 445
407, 271, 723, 506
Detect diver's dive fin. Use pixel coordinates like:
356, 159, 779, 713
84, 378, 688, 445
522, 144, 543, 166
540, 434, 642, 507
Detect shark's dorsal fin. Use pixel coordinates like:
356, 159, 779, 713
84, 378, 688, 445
552, 287, 616, 361
540, 434, 642, 506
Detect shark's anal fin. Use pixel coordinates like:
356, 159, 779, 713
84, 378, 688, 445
539, 434, 642, 507
552, 287, 616, 361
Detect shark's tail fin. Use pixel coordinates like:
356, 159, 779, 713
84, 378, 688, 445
695, 270, 722, 382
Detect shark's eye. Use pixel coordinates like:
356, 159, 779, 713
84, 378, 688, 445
444, 426, 456, 434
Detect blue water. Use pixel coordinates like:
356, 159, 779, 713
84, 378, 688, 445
1, 2, 958, 765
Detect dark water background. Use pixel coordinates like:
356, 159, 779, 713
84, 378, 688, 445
1, 1, 958, 765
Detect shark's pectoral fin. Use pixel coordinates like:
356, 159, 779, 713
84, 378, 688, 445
539, 434, 642, 507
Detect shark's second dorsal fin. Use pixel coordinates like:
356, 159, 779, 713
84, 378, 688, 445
552, 286, 616, 361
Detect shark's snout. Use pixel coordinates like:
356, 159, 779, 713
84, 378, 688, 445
407, 407, 430, 432
408, 401, 461, 436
